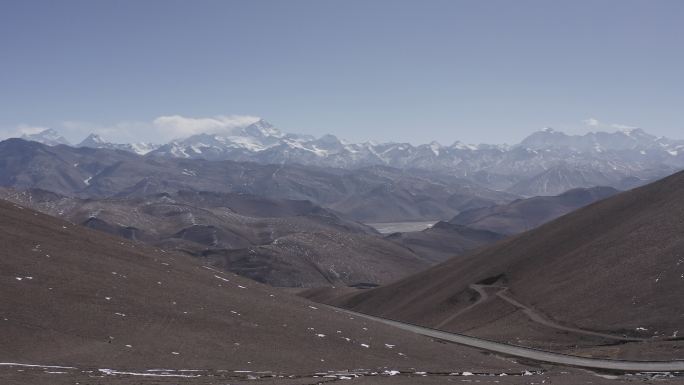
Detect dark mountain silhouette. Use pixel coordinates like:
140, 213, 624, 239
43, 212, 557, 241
450, 186, 619, 235
385, 221, 506, 263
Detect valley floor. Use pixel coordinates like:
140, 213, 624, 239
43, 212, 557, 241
365, 221, 437, 234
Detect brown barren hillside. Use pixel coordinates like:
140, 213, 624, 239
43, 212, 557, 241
333, 170, 684, 359
0, 188, 427, 287
1, 199, 565, 384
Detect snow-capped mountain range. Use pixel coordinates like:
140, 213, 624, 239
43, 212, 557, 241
16, 120, 684, 196
77, 133, 159, 155
154, 120, 684, 168
21, 129, 159, 155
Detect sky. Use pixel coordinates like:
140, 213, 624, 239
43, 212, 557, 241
1, 0, 682, 145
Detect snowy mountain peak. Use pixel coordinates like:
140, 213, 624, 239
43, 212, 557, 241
618, 127, 652, 140
76, 133, 159, 155
450, 141, 477, 150
21, 128, 71, 146
78, 133, 107, 147
519, 126, 676, 153
317, 134, 341, 144
239, 119, 283, 139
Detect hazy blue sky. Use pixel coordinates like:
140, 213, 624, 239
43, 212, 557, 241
1, 0, 682, 144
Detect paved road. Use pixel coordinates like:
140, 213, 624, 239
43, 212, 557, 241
328, 305, 684, 372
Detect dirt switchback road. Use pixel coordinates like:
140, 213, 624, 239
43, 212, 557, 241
435, 284, 645, 342
327, 305, 684, 372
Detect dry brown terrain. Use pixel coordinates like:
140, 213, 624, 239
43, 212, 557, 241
0, 199, 564, 384
0, 188, 428, 287
330, 171, 684, 359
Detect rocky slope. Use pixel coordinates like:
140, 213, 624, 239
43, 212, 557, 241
0, 189, 428, 287
331, 171, 684, 359
0, 199, 547, 384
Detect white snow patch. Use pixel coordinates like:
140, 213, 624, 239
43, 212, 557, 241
0, 363, 76, 369
99, 368, 199, 377
214, 275, 230, 282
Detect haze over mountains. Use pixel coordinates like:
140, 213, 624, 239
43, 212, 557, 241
16, 120, 684, 196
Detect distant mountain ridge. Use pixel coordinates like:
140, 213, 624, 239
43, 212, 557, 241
11, 120, 684, 196
77, 133, 159, 155
19, 129, 160, 155
0, 138, 513, 222
450, 186, 619, 235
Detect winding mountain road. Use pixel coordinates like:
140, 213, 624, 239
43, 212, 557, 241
435, 284, 645, 342
434, 284, 490, 329
327, 305, 684, 372
493, 286, 647, 342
